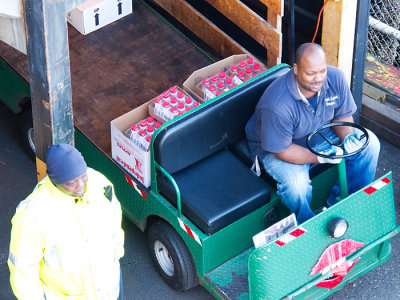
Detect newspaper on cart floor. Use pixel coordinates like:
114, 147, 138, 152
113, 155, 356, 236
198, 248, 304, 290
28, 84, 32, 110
253, 213, 297, 248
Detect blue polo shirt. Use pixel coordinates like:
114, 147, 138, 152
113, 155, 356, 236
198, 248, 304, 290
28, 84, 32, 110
245, 65, 357, 159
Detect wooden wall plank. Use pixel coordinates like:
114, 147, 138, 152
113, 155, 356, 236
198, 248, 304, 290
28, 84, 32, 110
267, 10, 281, 31
258, 0, 283, 16
205, 0, 281, 59
321, 0, 357, 84
267, 52, 280, 68
266, 8, 281, 67
65, 0, 87, 12
25, 0, 75, 180
153, 0, 248, 58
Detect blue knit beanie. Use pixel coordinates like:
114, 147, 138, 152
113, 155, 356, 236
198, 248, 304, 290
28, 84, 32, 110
46, 143, 87, 185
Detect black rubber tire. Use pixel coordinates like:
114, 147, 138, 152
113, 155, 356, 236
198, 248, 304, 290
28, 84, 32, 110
19, 107, 36, 161
147, 220, 198, 291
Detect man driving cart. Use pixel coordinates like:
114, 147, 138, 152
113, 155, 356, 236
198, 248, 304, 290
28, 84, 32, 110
245, 43, 380, 223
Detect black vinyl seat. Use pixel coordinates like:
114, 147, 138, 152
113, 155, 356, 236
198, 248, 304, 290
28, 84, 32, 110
157, 149, 271, 235
153, 64, 291, 235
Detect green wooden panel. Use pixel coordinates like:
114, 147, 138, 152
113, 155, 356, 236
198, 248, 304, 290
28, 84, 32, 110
75, 129, 147, 227
0, 57, 30, 113
202, 194, 282, 275
75, 129, 207, 278
248, 173, 397, 300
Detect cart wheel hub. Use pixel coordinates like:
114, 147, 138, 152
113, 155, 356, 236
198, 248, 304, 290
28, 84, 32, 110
154, 240, 174, 277
28, 127, 36, 154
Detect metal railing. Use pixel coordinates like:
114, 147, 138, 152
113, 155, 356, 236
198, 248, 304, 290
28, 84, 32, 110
367, 0, 400, 69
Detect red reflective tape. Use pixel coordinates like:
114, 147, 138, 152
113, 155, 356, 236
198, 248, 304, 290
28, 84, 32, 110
275, 227, 307, 246
124, 174, 147, 200
178, 219, 202, 246
290, 228, 306, 237
125, 174, 134, 187
183, 223, 195, 240
364, 186, 377, 195
275, 240, 286, 246
364, 177, 391, 195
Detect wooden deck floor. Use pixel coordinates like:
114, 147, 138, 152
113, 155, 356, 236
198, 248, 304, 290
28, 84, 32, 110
0, 1, 212, 155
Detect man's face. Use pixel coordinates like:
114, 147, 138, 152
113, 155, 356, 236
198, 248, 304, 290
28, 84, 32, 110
293, 52, 327, 98
57, 172, 88, 198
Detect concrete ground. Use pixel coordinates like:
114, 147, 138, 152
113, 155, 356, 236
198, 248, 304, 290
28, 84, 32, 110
0, 101, 399, 299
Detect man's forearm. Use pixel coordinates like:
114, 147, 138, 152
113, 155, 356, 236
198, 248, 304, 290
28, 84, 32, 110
274, 143, 319, 165
332, 116, 354, 141
273, 115, 355, 165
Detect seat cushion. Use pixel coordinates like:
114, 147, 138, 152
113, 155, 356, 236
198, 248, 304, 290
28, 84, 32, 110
157, 149, 271, 235
229, 139, 334, 181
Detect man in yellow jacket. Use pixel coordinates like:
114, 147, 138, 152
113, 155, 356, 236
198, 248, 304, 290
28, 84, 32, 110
8, 143, 124, 299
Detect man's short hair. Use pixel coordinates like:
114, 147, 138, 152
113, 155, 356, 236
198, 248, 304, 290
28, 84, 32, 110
295, 43, 325, 65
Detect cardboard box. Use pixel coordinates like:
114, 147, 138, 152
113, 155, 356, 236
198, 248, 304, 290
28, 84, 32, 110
111, 100, 152, 188
67, 0, 133, 35
183, 54, 266, 101
148, 86, 201, 123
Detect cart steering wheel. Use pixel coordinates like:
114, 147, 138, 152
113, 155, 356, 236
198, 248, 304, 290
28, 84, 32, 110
306, 122, 370, 200
306, 122, 369, 159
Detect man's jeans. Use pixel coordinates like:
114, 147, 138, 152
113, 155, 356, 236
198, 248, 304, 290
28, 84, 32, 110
261, 129, 380, 223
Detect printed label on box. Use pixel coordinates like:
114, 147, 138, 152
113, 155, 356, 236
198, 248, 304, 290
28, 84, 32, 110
114, 138, 144, 177
232, 76, 243, 86
154, 106, 174, 122
204, 89, 216, 101
142, 139, 151, 152
111, 124, 151, 187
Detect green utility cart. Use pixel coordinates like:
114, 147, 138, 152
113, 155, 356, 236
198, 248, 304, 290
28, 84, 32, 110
0, 2, 398, 299
75, 63, 398, 299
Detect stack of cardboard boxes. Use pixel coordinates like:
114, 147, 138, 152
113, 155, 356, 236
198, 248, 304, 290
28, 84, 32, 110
111, 54, 266, 188
183, 54, 266, 101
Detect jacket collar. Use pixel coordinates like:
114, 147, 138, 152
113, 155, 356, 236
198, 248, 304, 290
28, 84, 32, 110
43, 176, 87, 205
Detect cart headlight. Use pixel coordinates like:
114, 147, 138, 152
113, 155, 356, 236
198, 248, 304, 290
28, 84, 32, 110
327, 218, 349, 239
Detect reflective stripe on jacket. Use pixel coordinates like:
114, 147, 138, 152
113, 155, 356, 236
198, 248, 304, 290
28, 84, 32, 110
8, 168, 124, 300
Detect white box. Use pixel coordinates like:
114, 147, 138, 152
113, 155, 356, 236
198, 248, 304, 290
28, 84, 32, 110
111, 101, 152, 188
67, 0, 133, 35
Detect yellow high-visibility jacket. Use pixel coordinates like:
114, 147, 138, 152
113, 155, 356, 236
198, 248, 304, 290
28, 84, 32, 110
8, 168, 124, 300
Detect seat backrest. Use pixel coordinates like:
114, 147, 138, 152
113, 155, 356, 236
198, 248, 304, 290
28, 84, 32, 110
153, 64, 291, 175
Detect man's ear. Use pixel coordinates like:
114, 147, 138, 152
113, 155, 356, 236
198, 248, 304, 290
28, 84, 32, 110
293, 63, 298, 76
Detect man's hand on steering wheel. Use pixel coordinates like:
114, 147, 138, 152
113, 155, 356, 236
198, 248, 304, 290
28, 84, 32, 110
307, 122, 370, 161
343, 133, 363, 154
317, 146, 343, 164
